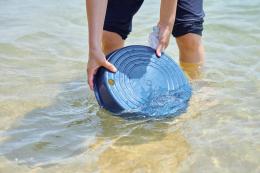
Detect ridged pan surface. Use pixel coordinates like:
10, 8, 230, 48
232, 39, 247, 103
94, 45, 192, 119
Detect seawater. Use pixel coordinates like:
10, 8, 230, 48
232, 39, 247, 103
0, 0, 260, 172
118, 84, 192, 119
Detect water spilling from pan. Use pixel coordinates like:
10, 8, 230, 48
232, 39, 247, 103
117, 85, 192, 119
0, 0, 260, 172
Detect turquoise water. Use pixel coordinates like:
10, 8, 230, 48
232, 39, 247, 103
0, 0, 260, 172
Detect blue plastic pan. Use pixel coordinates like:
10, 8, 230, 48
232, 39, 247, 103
94, 45, 192, 118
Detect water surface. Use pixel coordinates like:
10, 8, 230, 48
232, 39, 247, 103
0, 0, 260, 172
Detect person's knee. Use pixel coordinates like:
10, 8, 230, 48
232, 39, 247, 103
176, 33, 204, 63
177, 33, 202, 53
102, 31, 124, 55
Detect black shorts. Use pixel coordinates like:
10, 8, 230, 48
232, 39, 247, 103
104, 0, 205, 39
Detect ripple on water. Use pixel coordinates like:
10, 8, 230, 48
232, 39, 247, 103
0, 81, 101, 167
0, 0, 260, 172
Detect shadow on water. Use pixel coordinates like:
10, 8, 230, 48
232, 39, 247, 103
0, 80, 100, 167
0, 79, 190, 170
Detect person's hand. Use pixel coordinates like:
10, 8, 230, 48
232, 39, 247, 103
87, 49, 117, 90
156, 24, 172, 57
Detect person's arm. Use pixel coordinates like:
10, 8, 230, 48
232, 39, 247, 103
86, 0, 117, 90
156, 0, 178, 56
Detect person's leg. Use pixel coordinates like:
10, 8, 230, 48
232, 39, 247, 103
172, 0, 205, 79
176, 33, 204, 79
102, 0, 144, 55
102, 31, 124, 55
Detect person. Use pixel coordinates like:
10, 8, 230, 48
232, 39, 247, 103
86, 0, 205, 90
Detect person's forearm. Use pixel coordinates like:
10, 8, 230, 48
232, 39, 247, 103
86, 0, 108, 51
159, 0, 178, 28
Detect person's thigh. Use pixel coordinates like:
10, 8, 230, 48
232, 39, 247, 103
103, 0, 144, 39
102, 0, 144, 54
172, 0, 205, 37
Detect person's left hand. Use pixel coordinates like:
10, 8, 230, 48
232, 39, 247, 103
156, 24, 172, 57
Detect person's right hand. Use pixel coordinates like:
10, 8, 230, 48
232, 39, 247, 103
87, 49, 117, 90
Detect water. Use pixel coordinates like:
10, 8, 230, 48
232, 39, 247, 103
119, 85, 192, 119
0, 0, 259, 172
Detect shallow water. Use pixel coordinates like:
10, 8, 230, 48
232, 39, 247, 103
0, 0, 260, 172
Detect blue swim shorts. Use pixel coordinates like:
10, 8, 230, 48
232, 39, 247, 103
104, 0, 205, 39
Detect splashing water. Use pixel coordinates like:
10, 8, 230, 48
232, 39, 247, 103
117, 84, 192, 119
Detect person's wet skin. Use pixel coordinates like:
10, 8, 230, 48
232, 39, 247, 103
180, 61, 204, 80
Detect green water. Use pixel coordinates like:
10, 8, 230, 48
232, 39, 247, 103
0, 0, 260, 172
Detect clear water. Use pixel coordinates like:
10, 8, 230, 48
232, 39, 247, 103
0, 0, 260, 172
119, 85, 192, 119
